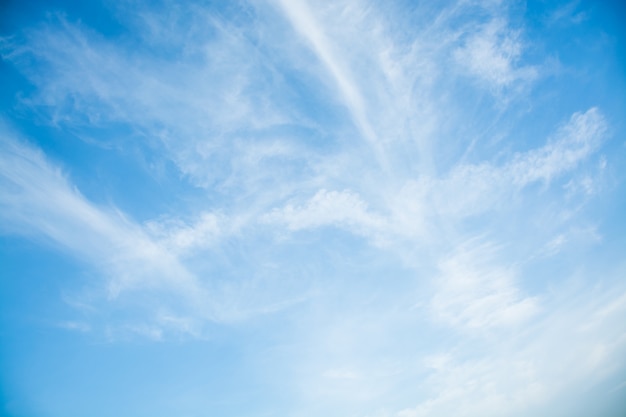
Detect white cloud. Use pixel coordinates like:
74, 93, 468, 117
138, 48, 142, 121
275, 0, 385, 165
145, 212, 223, 255
404, 107, 606, 222
1, 12, 299, 192
261, 107, 606, 251
0, 2, 623, 415
399, 279, 626, 417
547, 1, 588, 26
508, 108, 606, 185
431, 241, 538, 330
0, 126, 322, 335
263, 188, 386, 239
0, 127, 231, 329
454, 18, 537, 89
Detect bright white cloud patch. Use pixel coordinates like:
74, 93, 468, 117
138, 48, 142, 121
454, 18, 537, 88
0, 0, 625, 417
431, 241, 538, 329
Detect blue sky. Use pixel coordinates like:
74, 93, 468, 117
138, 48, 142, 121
1, 0, 625, 416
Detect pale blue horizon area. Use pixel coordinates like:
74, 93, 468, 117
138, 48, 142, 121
1, 1, 625, 416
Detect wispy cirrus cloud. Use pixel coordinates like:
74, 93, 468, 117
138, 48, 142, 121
0, 125, 210, 313
0, 0, 624, 416
0, 124, 304, 333
399, 277, 626, 417
264, 107, 606, 251
454, 18, 537, 89
1, 0, 611, 330
430, 241, 539, 330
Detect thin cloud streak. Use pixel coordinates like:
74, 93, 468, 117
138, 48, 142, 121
275, 0, 389, 170
0, 126, 202, 295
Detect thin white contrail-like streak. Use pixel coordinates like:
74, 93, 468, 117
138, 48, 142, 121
275, 0, 389, 171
